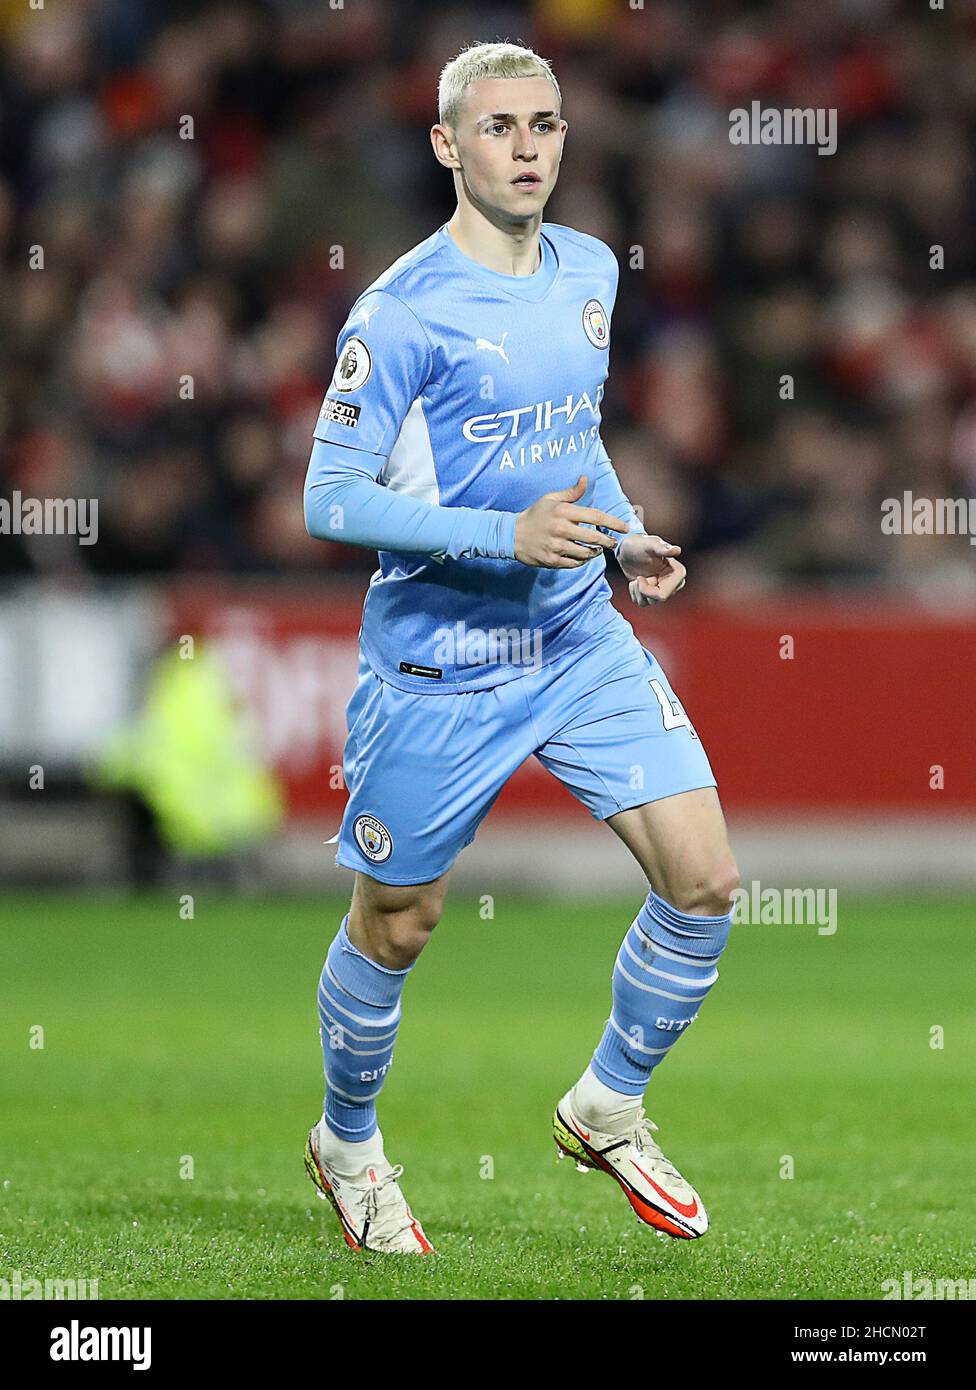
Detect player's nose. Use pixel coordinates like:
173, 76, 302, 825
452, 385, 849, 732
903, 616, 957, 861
513, 124, 539, 160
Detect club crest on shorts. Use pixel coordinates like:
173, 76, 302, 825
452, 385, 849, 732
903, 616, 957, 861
582, 299, 609, 349
332, 337, 372, 392
353, 814, 393, 863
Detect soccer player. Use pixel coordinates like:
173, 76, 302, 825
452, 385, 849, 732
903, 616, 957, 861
303, 41, 739, 1254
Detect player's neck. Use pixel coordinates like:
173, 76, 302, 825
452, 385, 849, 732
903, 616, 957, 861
446, 203, 542, 277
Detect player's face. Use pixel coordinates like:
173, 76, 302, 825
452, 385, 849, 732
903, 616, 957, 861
448, 76, 567, 223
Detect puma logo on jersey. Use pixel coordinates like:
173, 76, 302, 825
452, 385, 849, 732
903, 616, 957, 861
475, 332, 510, 364
356, 302, 381, 329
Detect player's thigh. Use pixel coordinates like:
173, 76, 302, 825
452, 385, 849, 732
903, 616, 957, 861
606, 787, 739, 916
350, 867, 453, 926
534, 627, 716, 820
534, 627, 735, 909
337, 665, 534, 887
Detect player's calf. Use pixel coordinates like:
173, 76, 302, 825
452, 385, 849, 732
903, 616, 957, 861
555, 884, 736, 1237
312, 875, 447, 1238
590, 888, 736, 1095
317, 909, 416, 1144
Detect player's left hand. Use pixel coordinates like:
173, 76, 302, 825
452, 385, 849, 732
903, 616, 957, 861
617, 534, 687, 605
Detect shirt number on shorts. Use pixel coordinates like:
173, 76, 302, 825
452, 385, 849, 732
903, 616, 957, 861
649, 678, 698, 738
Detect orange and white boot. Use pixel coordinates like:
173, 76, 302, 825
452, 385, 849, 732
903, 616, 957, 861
553, 1087, 708, 1239
304, 1119, 435, 1254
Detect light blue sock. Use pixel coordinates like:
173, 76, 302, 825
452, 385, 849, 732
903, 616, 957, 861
317, 915, 413, 1140
591, 890, 733, 1096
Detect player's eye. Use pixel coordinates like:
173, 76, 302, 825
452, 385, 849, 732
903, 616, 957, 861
485, 123, 509, 135
534, 122, 555, 132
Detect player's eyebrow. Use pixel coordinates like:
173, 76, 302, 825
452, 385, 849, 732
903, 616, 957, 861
479, 110, 558, 123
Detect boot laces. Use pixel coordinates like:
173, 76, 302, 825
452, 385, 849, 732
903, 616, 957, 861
628, 1107, 681, 1182
362, 1163, 414, 1239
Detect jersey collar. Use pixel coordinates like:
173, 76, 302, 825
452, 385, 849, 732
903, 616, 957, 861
437, 224, 559, 302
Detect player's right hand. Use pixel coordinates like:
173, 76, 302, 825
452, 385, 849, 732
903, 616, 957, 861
513, 476, 629, 569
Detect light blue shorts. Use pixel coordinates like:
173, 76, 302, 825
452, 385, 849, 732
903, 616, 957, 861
336, 612, 717, 885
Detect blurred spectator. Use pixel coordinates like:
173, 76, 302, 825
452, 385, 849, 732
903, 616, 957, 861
1, 0, 974, 598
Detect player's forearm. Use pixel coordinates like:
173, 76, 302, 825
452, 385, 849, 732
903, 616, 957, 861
303, 438, 518, 561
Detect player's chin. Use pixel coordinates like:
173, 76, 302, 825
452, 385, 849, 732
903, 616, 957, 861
502, 183, 549, 212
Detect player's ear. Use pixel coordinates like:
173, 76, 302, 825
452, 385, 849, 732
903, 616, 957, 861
430, 124, 462, 171
554, 119, 568, 166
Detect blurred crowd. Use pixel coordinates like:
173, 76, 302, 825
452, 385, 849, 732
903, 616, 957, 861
2, 0, 976, 598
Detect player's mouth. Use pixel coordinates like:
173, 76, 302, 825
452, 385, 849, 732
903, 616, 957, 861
511, 172, 542, 188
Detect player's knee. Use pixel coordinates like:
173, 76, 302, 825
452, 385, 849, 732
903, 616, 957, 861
353, 907, 438, 969
669, 857, 740, 919
708, 858, 741, 918
385, 897, 442, 963
350, 878, 445, 968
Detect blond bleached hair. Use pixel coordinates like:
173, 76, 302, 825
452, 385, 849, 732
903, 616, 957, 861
437, 41, 560, 129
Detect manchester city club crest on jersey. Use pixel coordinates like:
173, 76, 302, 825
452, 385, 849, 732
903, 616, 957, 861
332, 336, 372, 392
353, 813, 393, 863
582, 298, 609, 348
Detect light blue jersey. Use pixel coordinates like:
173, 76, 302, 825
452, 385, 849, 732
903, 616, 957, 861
305, 222, 646, 693
307, 223, 728, 1158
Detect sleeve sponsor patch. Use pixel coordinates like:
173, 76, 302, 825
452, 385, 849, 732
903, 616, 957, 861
318, 398, 361, 429
331, 336, 372, 392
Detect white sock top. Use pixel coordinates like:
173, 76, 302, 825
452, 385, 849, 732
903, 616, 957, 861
572, 1064, 643, 1134
316, 1118, 387, 1178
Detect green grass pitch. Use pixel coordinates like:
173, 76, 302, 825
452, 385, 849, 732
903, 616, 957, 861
1, 892, 972, 1300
